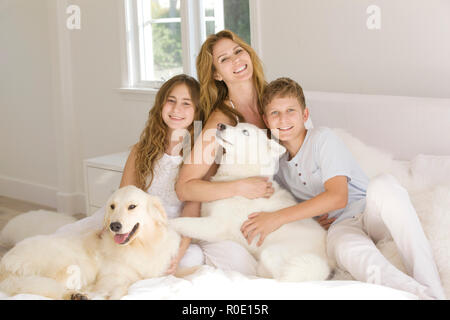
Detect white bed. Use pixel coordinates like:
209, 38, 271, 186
1, 92, 449, 300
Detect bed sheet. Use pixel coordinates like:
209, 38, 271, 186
0, 265, 417, 300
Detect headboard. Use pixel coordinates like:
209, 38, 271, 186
305, 91, 450, 160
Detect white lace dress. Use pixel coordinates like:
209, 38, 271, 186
146, 153, 184, 219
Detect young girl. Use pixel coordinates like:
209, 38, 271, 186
56, 74, 203, 272
119, 74, 204, 273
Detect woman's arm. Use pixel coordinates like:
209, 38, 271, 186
175, 111, 273, 202
120, 144, 138, 188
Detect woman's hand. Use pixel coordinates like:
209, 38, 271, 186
236, 177, 274, 199
240, 211, 284, 246
315, 214, 336, 231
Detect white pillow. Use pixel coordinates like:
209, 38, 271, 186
332, 128, 395, 179
409, 154, 450, 192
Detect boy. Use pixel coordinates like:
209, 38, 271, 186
240, 77, 445, 300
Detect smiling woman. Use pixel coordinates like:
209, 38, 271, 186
172, 30, 273, 276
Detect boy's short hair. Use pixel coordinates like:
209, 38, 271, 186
261, 77, 306, 114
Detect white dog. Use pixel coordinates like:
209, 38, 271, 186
0, 186, 181, 300
170, 123, 333, 282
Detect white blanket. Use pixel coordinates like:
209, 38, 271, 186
0, 265, 417, 300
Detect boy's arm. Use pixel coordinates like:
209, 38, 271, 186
279, 175, 348, 224
241, 175, 348, 246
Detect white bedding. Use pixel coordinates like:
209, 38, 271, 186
1, 129, 449, 300
0, 265, 417, 300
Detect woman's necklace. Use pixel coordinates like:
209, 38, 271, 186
229, 99, 240, 123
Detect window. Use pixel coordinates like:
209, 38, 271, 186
124, 0, 251, 88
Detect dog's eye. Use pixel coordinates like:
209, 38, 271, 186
242, 129, 249, 136
110, 204, 115, 210
128, 205, 137, 210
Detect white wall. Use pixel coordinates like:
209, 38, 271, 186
70, 0, 151, 159
0, 0, 58, 205
257, 0, 450, 98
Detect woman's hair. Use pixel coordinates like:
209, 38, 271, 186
134, 74, 201, 191
261, 77, 306, 113
196, 30, 266, 125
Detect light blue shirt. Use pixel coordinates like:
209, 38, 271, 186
275, 127, 369, 224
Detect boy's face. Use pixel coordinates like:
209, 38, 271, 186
263, 95, 309, 143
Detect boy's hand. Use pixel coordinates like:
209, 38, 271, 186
241, 211, 284, 247
315, 214, 336, 230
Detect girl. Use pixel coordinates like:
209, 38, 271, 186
119, 74, 204, 273
56, 74, 203, 272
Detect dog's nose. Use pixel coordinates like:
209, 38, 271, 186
217, 123, 226, 131
110, 222, 122, 232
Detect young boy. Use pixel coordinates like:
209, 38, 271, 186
240, 77, 445, 300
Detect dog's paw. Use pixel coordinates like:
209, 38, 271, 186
70, 293, 89, 300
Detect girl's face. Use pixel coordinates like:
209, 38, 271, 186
161, 83, 196, 132
212, 38, 253, 85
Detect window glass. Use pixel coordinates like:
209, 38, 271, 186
141, 0, 182, 81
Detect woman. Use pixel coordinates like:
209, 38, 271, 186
174, 30, 275, 276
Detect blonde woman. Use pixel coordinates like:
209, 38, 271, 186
175, 30, 274, 275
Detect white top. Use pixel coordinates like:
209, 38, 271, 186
146, 152, 184, 219
275, 127, 369, 224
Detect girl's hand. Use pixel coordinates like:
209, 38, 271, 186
165, 237, 189, 275
315, 214, 336, 230
240, 211, 284, 246
166, 255, 181, 275
236, 177, 274, 199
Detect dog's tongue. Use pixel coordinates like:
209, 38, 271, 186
114, 233, 129, 244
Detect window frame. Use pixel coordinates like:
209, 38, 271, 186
119, 0, 260, 91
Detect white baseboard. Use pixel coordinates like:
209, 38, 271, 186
0, 175, 86, 214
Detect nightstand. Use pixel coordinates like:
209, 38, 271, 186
83, 151, 130, 216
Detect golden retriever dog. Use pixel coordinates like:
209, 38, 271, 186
0, 186, 181, 300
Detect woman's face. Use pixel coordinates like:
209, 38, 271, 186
212, 38, 253, 85
161, 83, 195, 133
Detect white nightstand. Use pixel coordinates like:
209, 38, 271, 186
83, 151, 130, 216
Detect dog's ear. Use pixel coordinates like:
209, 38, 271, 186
147, 195, 167, 226
102, 204, 111, 231
268, 138, 286, 158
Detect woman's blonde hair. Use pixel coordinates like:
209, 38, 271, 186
135, 74, 201, 191
196, 30, 266, 125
